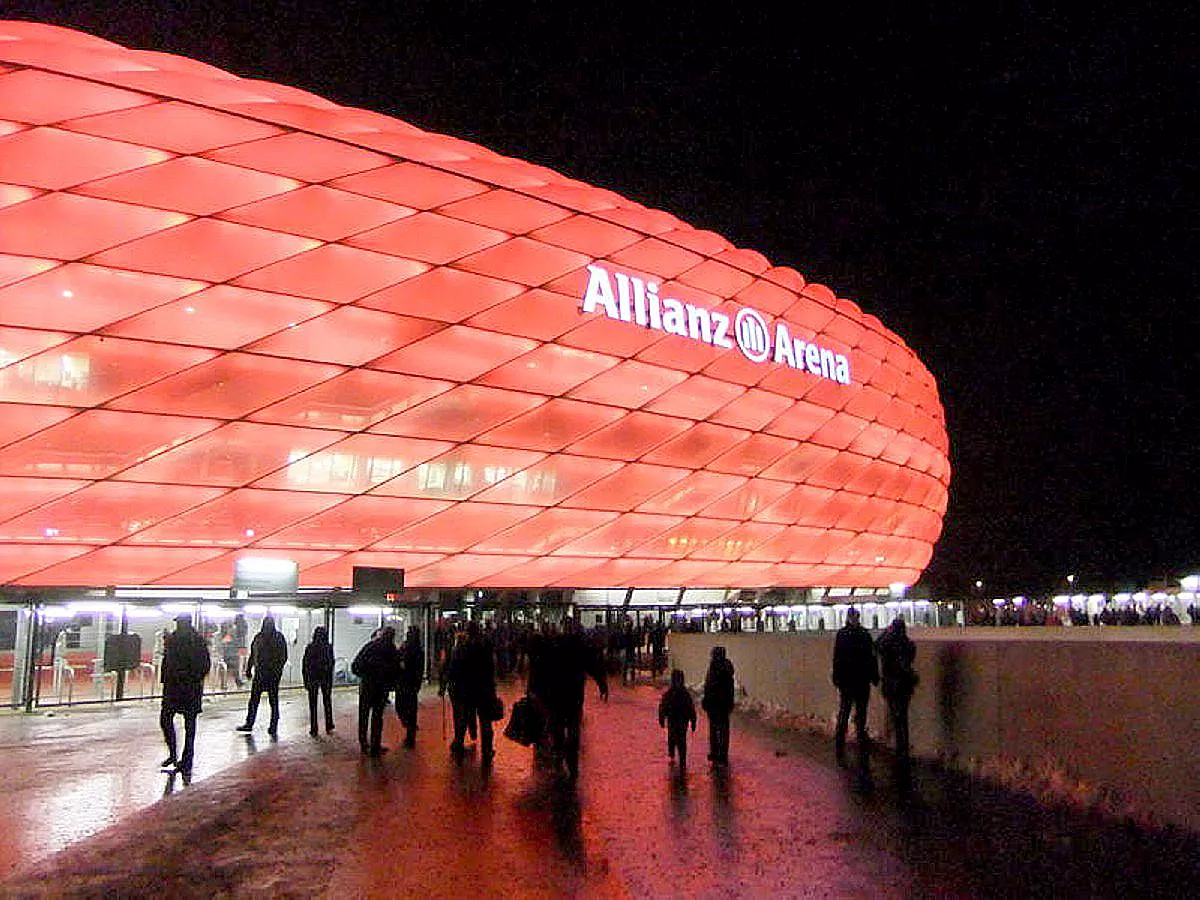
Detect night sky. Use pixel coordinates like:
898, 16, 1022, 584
7, 2, 1197, 595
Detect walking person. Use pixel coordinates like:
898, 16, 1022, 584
876, 616, 918, 768
236, 616, 288, 737
159, 614, 211, 778
302, 625, 335, 737
396, 625, 425, 748
441, 621, 498, 764
658, 668, 697, 769
701, 645, 735, 766
832, 607, 879, 773
537, 618, 608, 781
353, 626, 399, 756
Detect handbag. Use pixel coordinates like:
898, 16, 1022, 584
488, 694, 505, 722
503, 695, 544, 746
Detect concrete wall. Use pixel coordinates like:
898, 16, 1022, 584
670, 629, 1200, 833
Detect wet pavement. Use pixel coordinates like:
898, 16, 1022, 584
1, 681, 1197, 898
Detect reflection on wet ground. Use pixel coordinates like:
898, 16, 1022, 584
1, 683, 1198, 897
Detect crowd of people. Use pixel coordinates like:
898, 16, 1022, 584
967, 600, 1189, 627
157, 606, 930, 786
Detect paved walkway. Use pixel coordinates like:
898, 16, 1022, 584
0, 682, 1197, 898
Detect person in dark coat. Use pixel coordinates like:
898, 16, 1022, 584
159, 614, 211, 777
536, 618, 608, 780
302, 625, 335, 736
832, 607, 879, 771
876, 616, 917, 764
395, 625, 425, 748
440, 621, 498, 763
658, 668, 697, 769
701, 645, 735, 765
236, 616, 288, 736
353, 626, 399, 756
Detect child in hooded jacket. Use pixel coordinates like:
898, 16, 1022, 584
658, 669, 697, 768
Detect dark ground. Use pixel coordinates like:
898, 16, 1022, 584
1, 680, 1197, 898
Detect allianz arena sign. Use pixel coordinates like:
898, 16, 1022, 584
582, 264, 852, 385
0, 21, 949, 591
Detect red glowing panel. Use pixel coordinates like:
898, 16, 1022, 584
158, 548, 346, 587
105, 285, 331, 350
252, 369, 453, 432
677, 259, 754, 298
630, 559, 724, 587
641, 422, 751, 469
608, 238, 704, 279
698, 478, 794, 520
553, 557, 675, 588
440, 188, 568, 233
465, 288, 584, 342
371, 326, 536, 382
375, 503, 539, 553
568, 359, 688, 409
347, 211, 508, 265
0, 253, 57, 287
455, 237, 591, 287
0, 264, 204, 333
368, 445, 544, 501
206, 131, 391, 181
0, 481, 223, 543
0, 192, 188, 259
689, 522, 786, 561
636, 470, 747, 516
644, 375, 745, 421
0, 402, 75, 446
552, 513, 682, 558
0, 326, 74, 363
471, 454, 623, 506
78, 156, 299, 216
529, 214, 640, 257
0, 409, 219, 479
331, 162, 485, 208
626, 517, 739, 559
253, 433, 453, 494
370, 384, 544, 442
760, 443, 840, 483
561, 463, 690, 512
299, 550, 445, 586
0, 544, 92, 583
63, 99, 283, 153
124, 488, 343, 546
234, 243, 427, 304
30, 545, 228, 585
568, 411, 692, 461
482, 556, 602, 587
219, 183, 410, 242
557, 310, 664, 358
760, 399, 838, 443
0, 127, 170, 190
359, 266, 522, 323
478, 344, 619, 396
113, 421, 342, 487
407, 553, 536, 587
757, 483, 837, 525
0, 336, 216, 407
0, 69, 152, 124
248, 307, 439, 366
477, 397, 626, 453
107, 354, 343, 419
708, 433, 799, 477
261, 495, 452, 550
470, 508, 616, 555
0, 475, 89, 522
91, 218, 318, 283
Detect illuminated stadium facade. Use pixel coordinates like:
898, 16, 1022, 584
0, 21, 949, 592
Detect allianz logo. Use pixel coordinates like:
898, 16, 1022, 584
580, 264, 852, 385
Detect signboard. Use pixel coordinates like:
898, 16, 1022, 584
352, 566, 405, 597
232, 557, 299, 594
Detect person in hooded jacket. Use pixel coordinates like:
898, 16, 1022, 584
302, 625, 335, 736
353, 626, 399, 756
876, 616, 917, 763
236, 616, 288, 736
832, 606, 879, 771
395, 625, 425, 748
701, 646, 735, 765
159, 614, 211, 777
658, 668, 697, 769
440, 621, 497, 763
